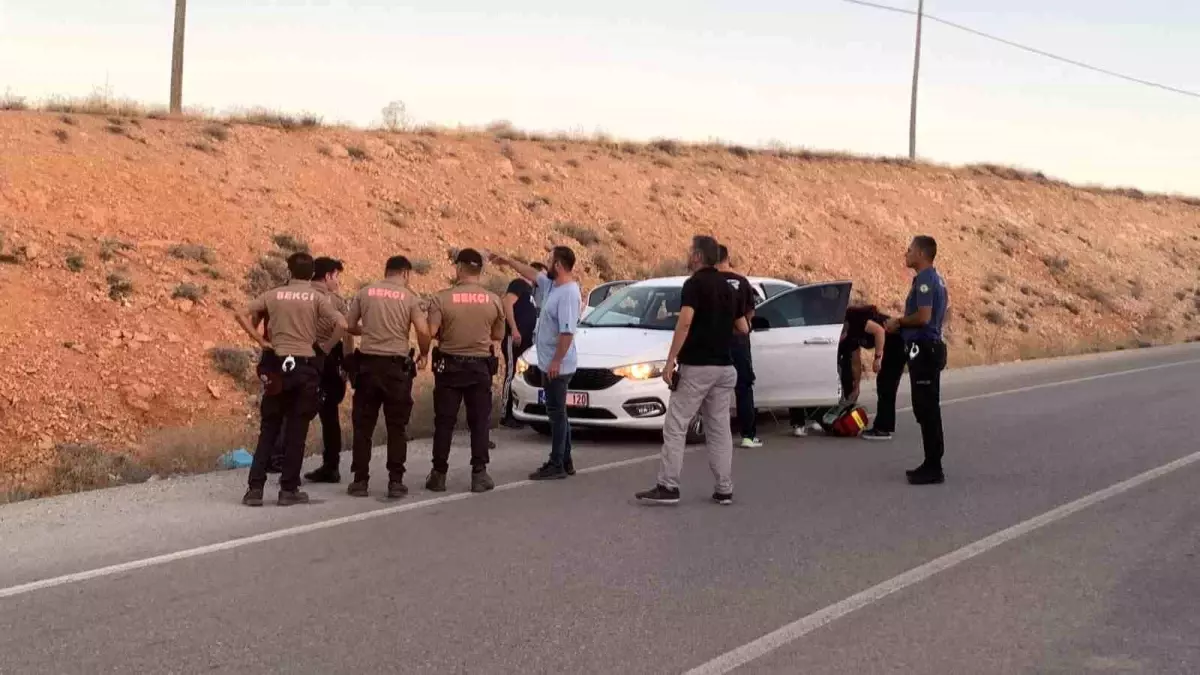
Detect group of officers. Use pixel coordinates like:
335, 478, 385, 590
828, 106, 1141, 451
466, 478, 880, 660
235, 248, 514, 506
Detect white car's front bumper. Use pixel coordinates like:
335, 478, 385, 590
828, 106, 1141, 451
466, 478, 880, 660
510, 368, 670, 431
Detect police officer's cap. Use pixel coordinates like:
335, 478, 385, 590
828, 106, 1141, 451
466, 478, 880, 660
454, 248, 484, 269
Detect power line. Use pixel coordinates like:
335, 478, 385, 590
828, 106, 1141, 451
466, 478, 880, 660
842, 0, 1200, 100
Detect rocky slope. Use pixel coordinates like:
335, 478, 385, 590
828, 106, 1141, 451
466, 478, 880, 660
1, 110, 1198, 490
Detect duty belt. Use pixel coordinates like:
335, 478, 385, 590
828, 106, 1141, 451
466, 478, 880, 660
279, 355, 318, 373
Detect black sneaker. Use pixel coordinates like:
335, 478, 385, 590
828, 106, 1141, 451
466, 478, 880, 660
347, 480, 370, 498
564, 459, 576, 476
242, 488, 264, 507
499, 417, 524, 430
529, 463, 567, 481
386, 480, 409, 499
635, 485, 681, 504
471, 469, 495, 493
712, 492, 733, 506
425, 470, 447, 492
304, 466, 341, 483
907, 469, 945, 486
862, 429, 893, 441
277, 489, 311, 506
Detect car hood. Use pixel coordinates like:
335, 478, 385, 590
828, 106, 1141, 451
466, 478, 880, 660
518, 327, 672, 369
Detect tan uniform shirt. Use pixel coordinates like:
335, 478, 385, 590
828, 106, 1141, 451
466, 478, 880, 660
248, 280, 341, 357
347, 278, 423, 356
428, 282, 506, 357
311, 280, 349, 345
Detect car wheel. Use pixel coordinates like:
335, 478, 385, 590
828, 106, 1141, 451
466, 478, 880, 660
685, 415, 705, 445
531, 423, 552, 437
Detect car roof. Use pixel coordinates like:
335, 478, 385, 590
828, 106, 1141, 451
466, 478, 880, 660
627, 276, 799, 289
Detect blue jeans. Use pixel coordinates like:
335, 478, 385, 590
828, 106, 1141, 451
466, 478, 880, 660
544, 374, 574, 467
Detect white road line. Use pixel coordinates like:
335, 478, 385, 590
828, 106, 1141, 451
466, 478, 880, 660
682, 448, 1200, 675
0, 357, 1196, 602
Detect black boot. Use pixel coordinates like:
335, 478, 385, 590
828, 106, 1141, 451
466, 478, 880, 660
425, 470, 447, 492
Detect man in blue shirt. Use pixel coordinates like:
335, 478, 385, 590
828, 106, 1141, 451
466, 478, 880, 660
490, 247, 582, 480
881, 235, 949, 485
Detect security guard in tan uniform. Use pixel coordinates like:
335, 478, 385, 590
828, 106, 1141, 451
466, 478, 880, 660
344, 255, 431, 499
425, 248, 506, 494
236, 252, 347, 507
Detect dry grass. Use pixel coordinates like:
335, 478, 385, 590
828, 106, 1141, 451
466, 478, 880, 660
98, 237, 134, 261
201, 124, 230, 141
227, 109, 322, 130
271, 233, 310, 254
106, 271, 134, 300
208, 346, 254, 384
37, 443, 152, 497
65, 252, 85, 272
138, 422, 257, 476
245, 255, 290, 296
168, 242, 216, 264
411, 259, 433, 276
555, 221, 601, 247
53, 128, 69, 143
173, 282, 206, 301
346, 145, 369, 161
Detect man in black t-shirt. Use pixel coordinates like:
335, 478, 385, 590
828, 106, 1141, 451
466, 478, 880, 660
636, 236, 750, 506
838, 304, 889, 404
500, 275, 539, 428
717, 245, 761, 448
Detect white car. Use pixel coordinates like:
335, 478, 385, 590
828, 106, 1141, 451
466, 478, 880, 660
580, 280, 635, 320
510, 276, 853, 442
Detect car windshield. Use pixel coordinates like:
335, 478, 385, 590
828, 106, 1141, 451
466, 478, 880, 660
579, 285, 681, 330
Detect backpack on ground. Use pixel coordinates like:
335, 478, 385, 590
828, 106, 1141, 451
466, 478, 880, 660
819, 401, 870, 437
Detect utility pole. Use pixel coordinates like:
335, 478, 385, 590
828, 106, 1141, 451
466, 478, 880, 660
908, 0, 924, 160
170, 0, 187, 115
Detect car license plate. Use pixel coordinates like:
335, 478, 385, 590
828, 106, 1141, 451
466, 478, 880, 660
537, 390, 590, 407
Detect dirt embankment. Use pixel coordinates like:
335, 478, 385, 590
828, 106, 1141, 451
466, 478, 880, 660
1, 110, 1198, 491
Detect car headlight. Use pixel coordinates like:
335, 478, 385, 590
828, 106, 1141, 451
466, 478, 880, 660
515, 356, 530, 376
612, 361, 667, 381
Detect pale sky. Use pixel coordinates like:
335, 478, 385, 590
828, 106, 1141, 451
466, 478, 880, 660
3, 0, 1198, 195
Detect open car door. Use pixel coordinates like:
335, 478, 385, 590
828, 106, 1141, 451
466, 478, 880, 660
749, 281, 853, 408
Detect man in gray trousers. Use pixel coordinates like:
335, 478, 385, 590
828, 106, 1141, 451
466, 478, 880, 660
636, 235, 750, 506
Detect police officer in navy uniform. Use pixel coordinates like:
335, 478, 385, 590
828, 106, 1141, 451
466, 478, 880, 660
236, 252, 347, 506
884, 235, 949, 485
425, 248, 507, 494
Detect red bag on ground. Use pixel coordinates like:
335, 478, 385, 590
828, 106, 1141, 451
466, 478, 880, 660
820, 403, 870, 437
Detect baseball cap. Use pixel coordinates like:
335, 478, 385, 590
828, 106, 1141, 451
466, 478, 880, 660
454, 248, 484, 268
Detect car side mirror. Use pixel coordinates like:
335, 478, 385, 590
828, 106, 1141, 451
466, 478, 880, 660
751, 316, 770, 332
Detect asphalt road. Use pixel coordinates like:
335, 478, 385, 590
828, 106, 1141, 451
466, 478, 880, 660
1, 344, 1199, 674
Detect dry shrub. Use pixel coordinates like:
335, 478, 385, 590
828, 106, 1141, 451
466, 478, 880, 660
591, 250, 617, 282
209, 346, 254, 384
555, 221, 601, 247
488, 120, 528, 141
53, 129, 70, 143
983, 308, 1007, 326
99, 237, 135, 261
107, 271, 134, 300
346, 145, 370, 161
168, 242, 216, 264
202, 123, 230, 141
173, 282, 206, 301
271, 233, 310, 254
245, 255, 290, 296
411, 259, 433, 276
65, 252, 86, 272
641, 258, 690, 278
41, 93, 155, 118
1042, 255, 1070, 275
650, 139, 683, 156
728, 145, 753, 159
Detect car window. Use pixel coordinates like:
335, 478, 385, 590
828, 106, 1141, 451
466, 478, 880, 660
587, 281, 631, 308
582, 285, 680, 330
754, 282, 852, 329
761, 282, 795, 300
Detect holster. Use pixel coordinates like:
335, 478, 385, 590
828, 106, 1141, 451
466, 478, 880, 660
407, 349, 418, 378
431, 347, 446, 374
257, 349, 284, 397
486, 345, 500, 377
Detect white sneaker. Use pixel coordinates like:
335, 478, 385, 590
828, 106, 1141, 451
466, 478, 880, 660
791, 425, 809, 438
738, 437, 764, 448
792, 422, 822, 437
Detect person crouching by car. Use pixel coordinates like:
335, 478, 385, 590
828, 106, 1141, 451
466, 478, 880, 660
838, 304, 890, 405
